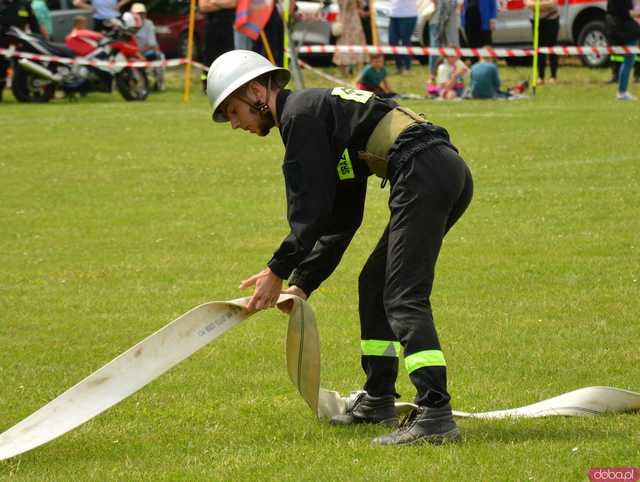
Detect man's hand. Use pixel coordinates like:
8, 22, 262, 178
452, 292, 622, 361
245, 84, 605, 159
239, 268, 283, 312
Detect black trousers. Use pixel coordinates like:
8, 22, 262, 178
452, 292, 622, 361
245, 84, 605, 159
531, 17, 559, 80
359, 144, 473, 407
201, 11, 235, 87
464, 5, 492, 48
204, 11, 235, 67
254, 7, 284, 67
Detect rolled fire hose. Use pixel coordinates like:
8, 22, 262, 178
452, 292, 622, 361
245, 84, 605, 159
1, 296, 638, 462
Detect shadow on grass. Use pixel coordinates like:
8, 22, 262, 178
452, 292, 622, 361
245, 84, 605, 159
458, 415, 636, 444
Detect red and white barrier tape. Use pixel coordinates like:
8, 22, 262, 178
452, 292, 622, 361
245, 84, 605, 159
191, 60, 209, 72
296, 44, 640, 57
3, 44, 639, 71
0, 47, 212, 69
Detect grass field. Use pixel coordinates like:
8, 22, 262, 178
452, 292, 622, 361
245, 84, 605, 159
1, 62, 639, 481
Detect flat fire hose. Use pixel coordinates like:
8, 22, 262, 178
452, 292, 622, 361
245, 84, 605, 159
285, 299, 640, 420
1, 296, 638, 461
0, 296, 271, 461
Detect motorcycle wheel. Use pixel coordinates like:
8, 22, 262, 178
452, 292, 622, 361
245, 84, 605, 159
11, 63, 56, 103
115, 68, 149, 101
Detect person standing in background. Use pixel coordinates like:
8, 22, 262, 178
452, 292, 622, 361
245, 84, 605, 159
31, 0, 52, 38
359, 0, 373, 45
462, 0, 496, 53
389, 0, 418, 74
1, 0, 40, 101
607, 0, 640, 85
525, 0, 559, 84
233, 27, 254, 51
606, 0, 640, 99
333, 0, 368, 75
255, 0, 284, 66
198, 0, 236, 91
428, 0, 460, 86
73, 0, 133, 32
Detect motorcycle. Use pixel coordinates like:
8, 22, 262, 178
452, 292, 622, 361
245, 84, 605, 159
6, 20, 149, 103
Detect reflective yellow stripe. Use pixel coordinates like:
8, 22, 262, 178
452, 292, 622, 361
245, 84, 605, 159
361, 339, 401, 357
404, 350, 446, 373
337, 148, 355, 180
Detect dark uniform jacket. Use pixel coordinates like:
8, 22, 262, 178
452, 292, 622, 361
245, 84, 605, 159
0, 0, 40, 40
606, 0, 640, 42
268, 88, 453, 296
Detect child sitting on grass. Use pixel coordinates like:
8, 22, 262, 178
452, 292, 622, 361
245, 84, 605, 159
355, 53, 397, 98
434, 53, 469, 100
470, 57, 528, 99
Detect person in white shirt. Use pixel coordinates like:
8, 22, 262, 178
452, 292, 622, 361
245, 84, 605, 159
389, 0, 418, 74
436, 53, 468, 99
73, 0, 133, 32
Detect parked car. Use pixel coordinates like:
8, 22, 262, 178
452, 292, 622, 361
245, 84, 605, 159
295, 0, 610, 67
292, 0, 427, 62
146, 0, 206, 58
293, 0, 431, 52
47, 0, 93, 43
292, 0, 336, 45
494, 0, 609, 67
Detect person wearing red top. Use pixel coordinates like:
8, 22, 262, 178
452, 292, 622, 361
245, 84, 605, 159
65, 15, 104, 55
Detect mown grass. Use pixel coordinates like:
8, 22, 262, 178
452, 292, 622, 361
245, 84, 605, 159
1, 62, 639, 481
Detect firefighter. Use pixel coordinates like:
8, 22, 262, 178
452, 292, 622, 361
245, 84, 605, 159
0, 0, 40, 101
207, 50, 473, 446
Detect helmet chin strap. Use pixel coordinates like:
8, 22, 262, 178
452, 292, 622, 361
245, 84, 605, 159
238, 76, 274, 121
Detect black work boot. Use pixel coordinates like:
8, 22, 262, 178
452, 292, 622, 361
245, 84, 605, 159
371, 404, 460, 446
330, 391, 398, 426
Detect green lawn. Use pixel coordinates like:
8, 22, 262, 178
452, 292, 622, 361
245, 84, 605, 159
1, 62, 639, 481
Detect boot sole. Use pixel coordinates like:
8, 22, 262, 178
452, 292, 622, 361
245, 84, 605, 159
372, 427, 461, 446
419, 427, 461, 445
330, 416, 398, 427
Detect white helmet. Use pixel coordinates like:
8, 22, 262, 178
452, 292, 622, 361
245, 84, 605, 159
207, 50, 290, 123
122, 12, 143, 34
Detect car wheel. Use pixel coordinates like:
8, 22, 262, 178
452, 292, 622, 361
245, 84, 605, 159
577, 20, 609, 68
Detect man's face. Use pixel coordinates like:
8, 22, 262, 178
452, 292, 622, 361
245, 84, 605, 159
223, 94, 274, 137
